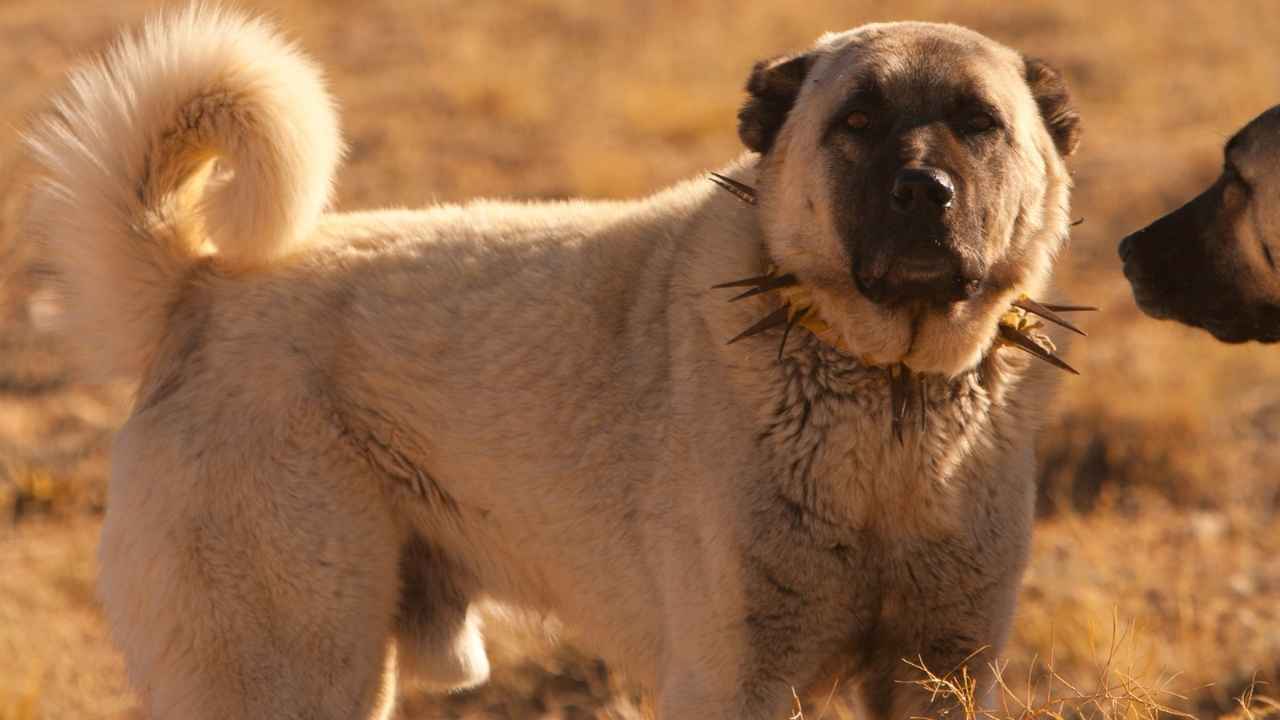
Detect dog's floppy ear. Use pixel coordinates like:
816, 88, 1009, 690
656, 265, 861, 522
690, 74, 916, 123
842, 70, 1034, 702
737, 53, 815, 154
1023, 57, 1081, 157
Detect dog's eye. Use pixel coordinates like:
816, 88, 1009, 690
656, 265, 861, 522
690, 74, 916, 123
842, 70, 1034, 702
846, 111, 871, 131
966, 112, 996, 133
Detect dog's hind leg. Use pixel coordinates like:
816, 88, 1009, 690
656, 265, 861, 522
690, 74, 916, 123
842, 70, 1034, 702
99, 409, 405, 720
394, 535, 490, 690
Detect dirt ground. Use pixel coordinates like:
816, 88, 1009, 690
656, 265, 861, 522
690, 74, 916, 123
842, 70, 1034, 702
1, 1, 1279, 718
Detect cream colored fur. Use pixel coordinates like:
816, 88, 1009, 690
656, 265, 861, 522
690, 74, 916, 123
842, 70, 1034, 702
26, 4, 341, 381
27, 7, 1074, 720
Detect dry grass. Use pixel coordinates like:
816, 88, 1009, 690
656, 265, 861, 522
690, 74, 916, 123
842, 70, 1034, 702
1, 1, 1278, 718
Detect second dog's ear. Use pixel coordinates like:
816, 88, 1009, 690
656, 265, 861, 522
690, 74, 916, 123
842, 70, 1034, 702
737, 53, 815, 154
1023, 56, 1081, 157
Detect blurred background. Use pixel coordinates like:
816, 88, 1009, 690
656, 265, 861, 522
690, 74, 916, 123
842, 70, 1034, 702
1, 1, 1278, 718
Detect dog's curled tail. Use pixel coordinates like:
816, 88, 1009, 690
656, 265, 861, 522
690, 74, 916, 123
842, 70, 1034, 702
25, 5, 342, 380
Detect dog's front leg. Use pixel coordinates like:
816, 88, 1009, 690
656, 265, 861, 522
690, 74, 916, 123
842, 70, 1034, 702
650, 589, 799, 719
655, 606, 821, 719
656, 663, 796, 720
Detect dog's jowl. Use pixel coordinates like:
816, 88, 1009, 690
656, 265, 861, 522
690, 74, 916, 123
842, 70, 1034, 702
27, 7, 1080, 719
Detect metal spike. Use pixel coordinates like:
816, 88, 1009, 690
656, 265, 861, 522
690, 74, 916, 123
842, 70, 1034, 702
1013, 297, 1088, 337
730, 274, 798, 302
997, 324, 1079, 375
727, 305, 791, 345
708, 172, 758, 205
1039, 303, 1099, 313
778, 307, 808, 361
711, 274, 774, 290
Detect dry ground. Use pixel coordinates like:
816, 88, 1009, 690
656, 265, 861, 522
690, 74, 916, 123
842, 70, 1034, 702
1, 1, 1279, 718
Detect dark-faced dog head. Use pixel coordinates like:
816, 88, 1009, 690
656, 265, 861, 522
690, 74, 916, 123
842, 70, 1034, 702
739, 23, 1079, 375
1119, 105, 1280, 343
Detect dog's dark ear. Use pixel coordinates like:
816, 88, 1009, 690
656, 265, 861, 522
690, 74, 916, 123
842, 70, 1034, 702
1024, 57, 1080, 157
737, 53, 815, 154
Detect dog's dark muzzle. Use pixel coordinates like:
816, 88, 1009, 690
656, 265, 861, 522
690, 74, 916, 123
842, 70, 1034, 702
854, 166, 982, 306
854, 245, 981, 307
1118, 183, 1218, 321
1117, 182, 1280, 342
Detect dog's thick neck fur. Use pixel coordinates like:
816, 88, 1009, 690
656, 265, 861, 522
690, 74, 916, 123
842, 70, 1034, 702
673, 156, 1053, 538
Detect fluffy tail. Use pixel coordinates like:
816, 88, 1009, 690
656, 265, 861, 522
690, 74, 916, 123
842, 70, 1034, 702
25, 5, 342, 380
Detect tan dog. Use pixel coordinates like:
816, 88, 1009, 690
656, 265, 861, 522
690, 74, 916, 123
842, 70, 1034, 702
26, 7, 1080, 719
1120, 105, 1280, 342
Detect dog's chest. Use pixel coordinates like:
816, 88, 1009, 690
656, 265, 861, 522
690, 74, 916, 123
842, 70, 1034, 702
748, 353, 1022, 708
759, 348, 999, 533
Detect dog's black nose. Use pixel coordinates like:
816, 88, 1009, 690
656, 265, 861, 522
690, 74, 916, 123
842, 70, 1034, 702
890, 167, 955, 214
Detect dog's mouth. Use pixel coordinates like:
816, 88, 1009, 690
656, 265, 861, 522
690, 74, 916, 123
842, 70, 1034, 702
708, 172, 1096, 440
852, 234, 985, 309
1120, 258, 1174, 320
862, 260, 984, 310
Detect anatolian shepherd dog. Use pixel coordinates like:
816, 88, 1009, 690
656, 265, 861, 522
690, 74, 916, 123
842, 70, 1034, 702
1121, 105, 1280, 343
26, 7, 1083, 719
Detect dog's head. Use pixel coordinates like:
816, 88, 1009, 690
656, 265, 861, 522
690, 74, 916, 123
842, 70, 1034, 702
740, 22, 1079, 376
1119, 105, 1280, 343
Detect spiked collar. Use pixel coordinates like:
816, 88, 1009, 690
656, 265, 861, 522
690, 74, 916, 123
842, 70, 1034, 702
707, 171, 1096, 441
